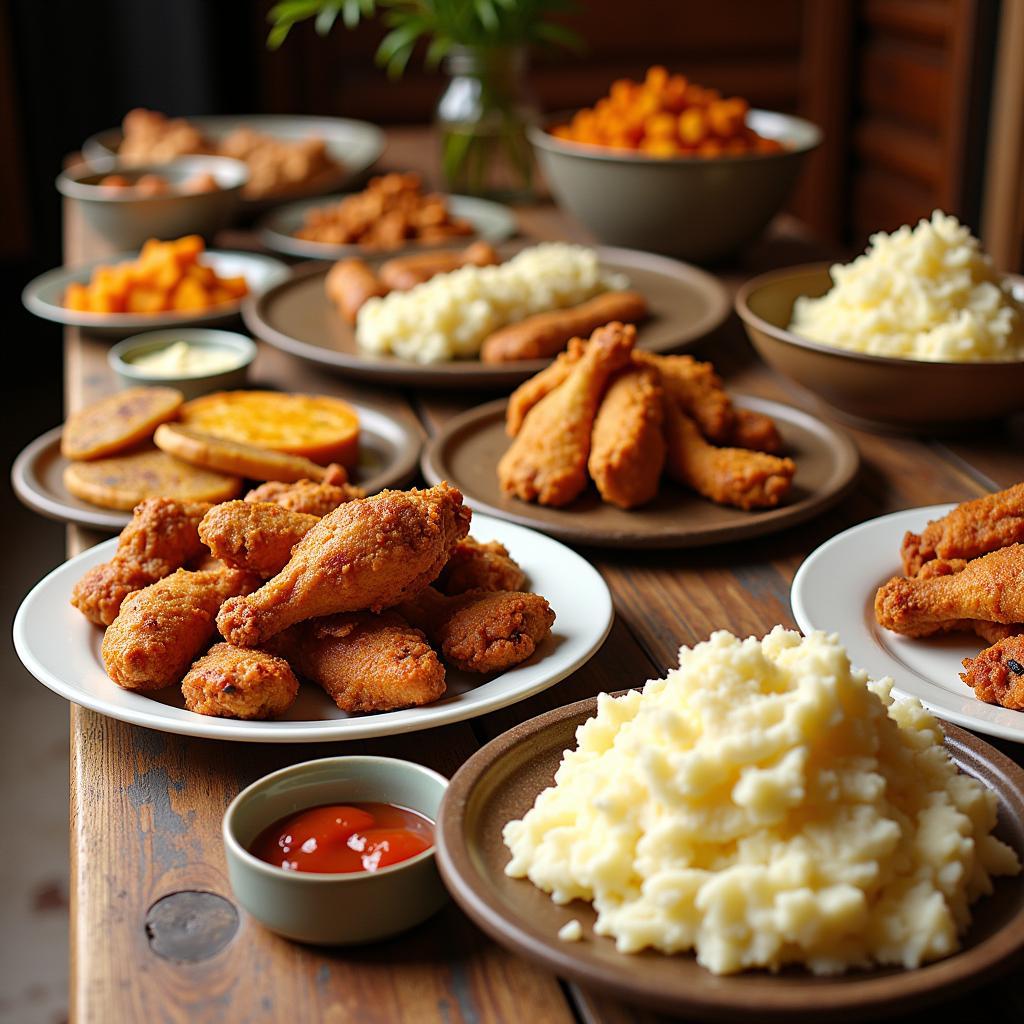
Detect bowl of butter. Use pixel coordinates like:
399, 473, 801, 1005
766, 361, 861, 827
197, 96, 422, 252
109, 328, 256, 399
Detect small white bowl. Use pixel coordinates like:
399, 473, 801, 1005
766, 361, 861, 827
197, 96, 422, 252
223, 756, 449, 945
108, 328, 256, 399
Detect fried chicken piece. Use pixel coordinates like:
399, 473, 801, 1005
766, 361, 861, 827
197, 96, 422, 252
71, 497, 211, 626
725, 408, 784, 454
436, 537, 527, 596
663, 400, 795, 510
588, 364, 666, 509
217, 483, 471, 648
915, 558, 970, 579
505, 338, 585, 436
960, 636, 1024, 709
270, 611, 446, 713
875, 544, 1024, 637
181, 643, 299, 719
101, 568, 258, 691
634, 352, 736, 444
900, 482, 1024, 576
199, 501, 320, 577
498, 322, 633, 506
244, 477, 364, 517
400, 587, 554, 673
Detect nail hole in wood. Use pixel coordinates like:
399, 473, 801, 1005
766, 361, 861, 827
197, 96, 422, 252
145, 890, 239, 963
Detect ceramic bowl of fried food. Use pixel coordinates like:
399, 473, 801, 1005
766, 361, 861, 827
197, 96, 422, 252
223, 756, 449, 945
736, 263, 1024, 433
58, 155, 248, 248
531, 110, 820, 264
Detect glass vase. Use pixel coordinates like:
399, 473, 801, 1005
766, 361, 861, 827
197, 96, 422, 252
435, 45, 539, 202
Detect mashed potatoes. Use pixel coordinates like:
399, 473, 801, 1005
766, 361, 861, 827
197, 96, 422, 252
503, 628, 1019, 975
356, 243, 627, 363
790, 211, 1024, 361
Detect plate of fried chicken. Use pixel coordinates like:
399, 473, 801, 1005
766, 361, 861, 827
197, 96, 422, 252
792, 484, 1024, 742
13, 482, 612, 742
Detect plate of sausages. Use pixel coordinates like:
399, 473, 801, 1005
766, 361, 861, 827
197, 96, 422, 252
242, 241, 731, 388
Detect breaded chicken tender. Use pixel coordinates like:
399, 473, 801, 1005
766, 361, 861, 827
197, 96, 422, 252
244, 476, 363, 516
498, 322, 633, 506
588, 363, 665, 509
199, 501, 319, 577
271, 611, 446, 713
181, 643, 299, 719
102, 568, 257, 691
437, 537, 526, 596
71, 497, 210, 626
876, 544, 1024, 637
900, 482, 1024, 575
217, 483, 471, 648
400, 587, 555, 673
663, 400, 795, 510
961, 635, 1024, 709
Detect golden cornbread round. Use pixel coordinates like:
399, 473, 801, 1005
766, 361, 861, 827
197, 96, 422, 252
64, 449, 242, 510
61, 386, 184, 461
153, 422, 336, 482
179, 390, 359, 467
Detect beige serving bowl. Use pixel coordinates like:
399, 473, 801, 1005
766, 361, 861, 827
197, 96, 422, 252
223, 756, 448, 945
736, 263, 1024, 432
530, 110, 821, 264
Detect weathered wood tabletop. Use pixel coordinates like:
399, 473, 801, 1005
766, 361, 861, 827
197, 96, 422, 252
61, 128, 1024, 1023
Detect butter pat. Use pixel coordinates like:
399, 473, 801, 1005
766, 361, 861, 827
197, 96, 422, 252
503, 627, 1020, 975
130, 341, 241, 377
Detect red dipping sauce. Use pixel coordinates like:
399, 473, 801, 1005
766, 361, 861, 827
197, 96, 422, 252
250, 802, 434, 874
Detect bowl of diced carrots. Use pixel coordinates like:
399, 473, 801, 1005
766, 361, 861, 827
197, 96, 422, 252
22, 235, 289, 337
530, 67, 821, 264
58, 155, 248, 250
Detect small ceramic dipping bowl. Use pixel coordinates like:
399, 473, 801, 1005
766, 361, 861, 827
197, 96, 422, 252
57, 155, 248, 249
223, 756, 449, 945
108, 328, 256, 399
736, 262, 1024, 433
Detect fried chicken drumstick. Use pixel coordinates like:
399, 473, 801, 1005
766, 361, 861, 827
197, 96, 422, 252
901, 482, 1024, 576
102, 568, 257, 691
199, 501, 319, 577
217, 483, 471, 648
960, 636, 1024, 710
270, 611, 446, 713
71, 497, 211, 626
875, 544, 1024, 638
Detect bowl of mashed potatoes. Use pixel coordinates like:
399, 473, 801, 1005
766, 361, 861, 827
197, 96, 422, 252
436, 628, 1024, 1020
736, 212, 1024, 431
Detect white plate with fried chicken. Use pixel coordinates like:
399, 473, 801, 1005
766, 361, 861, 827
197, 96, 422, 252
792, 492, 1024, 743
13, 483, 612, 742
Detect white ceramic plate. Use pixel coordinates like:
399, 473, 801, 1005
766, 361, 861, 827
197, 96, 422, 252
791, 504, 1024, 743
13, 513, 613, 743
82, 114, 385, 210
258, 193, 518, 261
22, 250, 290, 337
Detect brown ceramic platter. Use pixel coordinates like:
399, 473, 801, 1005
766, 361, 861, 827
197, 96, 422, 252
11, 402, 422, 532
420, 394, 859, 549
242, 244, 731, 389
436, 693, 1024, 1022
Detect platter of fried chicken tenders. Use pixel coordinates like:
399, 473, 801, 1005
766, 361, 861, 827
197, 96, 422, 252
793, 482, 1024, 742
424, 322, 859, 546
14, 481, 612, 740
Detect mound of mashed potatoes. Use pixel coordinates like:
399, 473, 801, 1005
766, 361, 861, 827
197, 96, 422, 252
503, 628, 1020, 975
790, 211, 1024, 361
356, 242, 627, 363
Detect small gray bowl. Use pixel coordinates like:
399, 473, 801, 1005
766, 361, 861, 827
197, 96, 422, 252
57, 155, 248, 249
223, 756, 449, 945
530, 109, 821, 264
108, 328, 256, 399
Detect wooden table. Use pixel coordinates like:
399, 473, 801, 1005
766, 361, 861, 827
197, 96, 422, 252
63, 129, 1024, 1023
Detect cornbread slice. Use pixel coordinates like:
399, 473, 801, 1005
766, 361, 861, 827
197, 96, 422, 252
61, 387, 183, 461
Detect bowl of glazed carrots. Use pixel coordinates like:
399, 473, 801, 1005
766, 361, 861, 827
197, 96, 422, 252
530, 67, 821, 264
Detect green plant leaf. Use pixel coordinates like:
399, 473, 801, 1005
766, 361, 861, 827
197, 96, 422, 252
425, 35, 453, 67
315, 2, 343, 35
